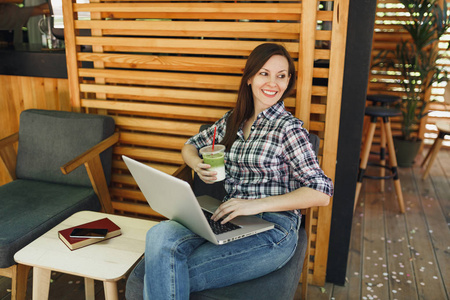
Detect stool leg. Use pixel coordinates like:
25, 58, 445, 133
354, 119, 377, 212
383, 118, 405, 213
379, 120, 387, 192
361, 115, 370, 145
422, 133, 444, 180
421, 138, 437, 168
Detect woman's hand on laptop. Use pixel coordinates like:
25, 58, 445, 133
212, 198, 263, 224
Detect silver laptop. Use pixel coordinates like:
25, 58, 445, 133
122, 155, 274, 245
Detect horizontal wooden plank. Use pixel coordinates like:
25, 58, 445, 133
100, 93, 237, 108
372, 32, 411, 42
101, 0, 302, 2
111, 187, 146, 202
313, 67, 329, 78
111, 201, 163, 218
75, 20, 301, 40
309, 121, 325, 132
79, 84, 236, 104
114, 146, 184, 165
113, 160, 180, 174
83, 99, 228, 122
79, 68, 241, 91
111, 173, 136, 186
119, 132, 186, 150
77, 53, 246, 74
100, 12, 300, 21
111, 116, 202, 136
73, 3, 303, 21
74, 2, 302, 13
371, 42, 399, 51
312, 85, 328, 97
316, 10, 333, 22
315, 49, 330, 60
310, 103, 327, 114
315, 30, 332, 41
75, 37, 300, 57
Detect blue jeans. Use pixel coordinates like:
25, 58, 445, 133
143, 211, 300, 300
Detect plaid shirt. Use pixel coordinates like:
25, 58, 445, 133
186, 101, 334, 209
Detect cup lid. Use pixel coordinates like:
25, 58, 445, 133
199, 144, 225, 155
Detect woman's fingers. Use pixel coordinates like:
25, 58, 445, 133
211, 199, 260, 224
196, 163, 217, 184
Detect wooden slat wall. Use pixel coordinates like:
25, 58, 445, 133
368, 0, 450, 148
0, 75, 71, 185
62, 0, 349, 286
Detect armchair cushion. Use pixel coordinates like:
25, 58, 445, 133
0, 179, 100, 267
16, 109, 115, 187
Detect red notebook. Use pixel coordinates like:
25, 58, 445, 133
58, 217, 121, 251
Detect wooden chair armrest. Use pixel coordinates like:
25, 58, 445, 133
0, 132, 19, 181
0, 132, 19, 148
172, 163, 194, 186
60, 132, 120, 214
60, 132, 120, 175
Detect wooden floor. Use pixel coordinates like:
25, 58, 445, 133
1, 149, 449, 300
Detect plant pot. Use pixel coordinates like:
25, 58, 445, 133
393, 136, 422, 167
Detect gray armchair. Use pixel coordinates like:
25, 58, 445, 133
0, 109, 119, 299
125, 126, 320, 300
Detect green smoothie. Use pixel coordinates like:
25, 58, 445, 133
199, 144, 226, 181
202, 152, 224, 168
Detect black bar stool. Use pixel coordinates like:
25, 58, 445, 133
355, 105, 405, 213
363, 94, 401, 191
366, 94, 401, 105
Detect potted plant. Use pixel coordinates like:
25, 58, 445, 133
372, 0, 450, 166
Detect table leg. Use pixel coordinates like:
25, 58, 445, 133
103, 281, 119, 300
32, 267, 51, 300
84, 278, 95, 300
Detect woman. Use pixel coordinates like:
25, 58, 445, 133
144, 43, 333, 299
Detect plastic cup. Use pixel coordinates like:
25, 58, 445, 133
199, 144, 226, 182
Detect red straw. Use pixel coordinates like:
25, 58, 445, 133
212, 126, 217, 151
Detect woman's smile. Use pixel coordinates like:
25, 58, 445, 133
262, 89, 277, 96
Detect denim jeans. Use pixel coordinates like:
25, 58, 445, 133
144, 211, 300, 300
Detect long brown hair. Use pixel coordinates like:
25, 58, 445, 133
221, 43, 296, 150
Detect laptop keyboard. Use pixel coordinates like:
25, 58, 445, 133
203, 210, 241, 235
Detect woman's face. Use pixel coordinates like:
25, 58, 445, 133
247, 55, 291, 114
